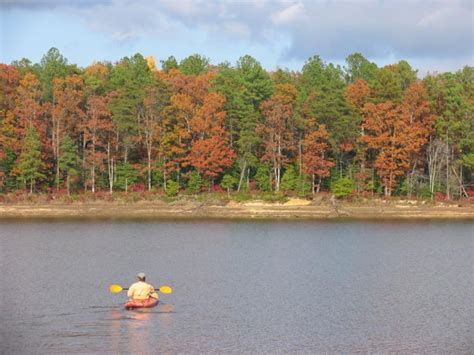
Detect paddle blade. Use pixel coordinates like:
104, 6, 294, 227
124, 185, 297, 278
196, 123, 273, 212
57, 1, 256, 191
159, 285, 173, 294
109, 284, 124, 293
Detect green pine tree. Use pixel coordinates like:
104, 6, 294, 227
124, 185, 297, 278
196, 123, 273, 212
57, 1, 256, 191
280, 165, 298, 193
58, 135, 80, 195
116, 162, 138, 192
16, 128, 46, 193
255, 164, 271, 192
187, 171, 203, 194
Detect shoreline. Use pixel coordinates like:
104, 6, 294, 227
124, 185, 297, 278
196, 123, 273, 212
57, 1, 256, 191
1, 199, 473, 220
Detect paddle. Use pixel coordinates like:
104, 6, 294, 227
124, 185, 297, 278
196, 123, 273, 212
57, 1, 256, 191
109, 284, 173, 294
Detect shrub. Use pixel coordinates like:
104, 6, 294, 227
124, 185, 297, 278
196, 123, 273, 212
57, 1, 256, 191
221, 174, 237, 196
187, 171, 203, 194
115, 162, 138, 191
331, 177, 354, 198
165, 180, 179, 197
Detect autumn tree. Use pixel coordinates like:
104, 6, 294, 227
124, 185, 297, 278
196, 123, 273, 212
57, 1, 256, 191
141, 77, 170, 190
360, 82, 434, 196
84, 93, 115, 193
424, 69, 473, 199
186, 92, 235, 186
400, 81, 436, 196
0, 64, 20, 188
302, 123, 335, 193
51, 75, 84, 189
259, 84, 297, 192
345, 79, 371, 192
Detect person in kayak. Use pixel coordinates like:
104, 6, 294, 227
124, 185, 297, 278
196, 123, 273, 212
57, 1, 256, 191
127, 272, 159, 301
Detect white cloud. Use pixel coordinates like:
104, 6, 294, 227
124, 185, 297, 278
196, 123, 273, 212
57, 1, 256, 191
271, 1, 306, 25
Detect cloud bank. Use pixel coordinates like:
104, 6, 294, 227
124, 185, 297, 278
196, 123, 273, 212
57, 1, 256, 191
2, 0, 473, 70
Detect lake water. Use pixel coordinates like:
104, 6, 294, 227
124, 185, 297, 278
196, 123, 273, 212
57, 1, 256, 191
0, 219, 472, 353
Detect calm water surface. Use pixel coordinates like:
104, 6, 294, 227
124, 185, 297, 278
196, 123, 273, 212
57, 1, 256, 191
0, 219, 472, 353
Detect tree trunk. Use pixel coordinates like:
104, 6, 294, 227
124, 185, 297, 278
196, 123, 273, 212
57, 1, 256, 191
246, 167, 250, 189
91, 166, 95, 194
316, 176, 322, 193
298, 140, 302, 177
163, 160, 167, 190
107, 142, 114, 194
446, 130, 450, 200
66, 174, 70, 196
237, 160, 246, 192
91, 134, 96, 194
55, 121, 60, 191
147, 150, 152, 191
83, 132, 87, 193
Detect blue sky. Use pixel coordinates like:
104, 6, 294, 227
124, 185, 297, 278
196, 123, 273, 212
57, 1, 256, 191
1, 0, 472, 75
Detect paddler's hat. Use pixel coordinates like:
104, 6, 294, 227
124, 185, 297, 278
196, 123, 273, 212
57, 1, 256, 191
137, 272, 146, 280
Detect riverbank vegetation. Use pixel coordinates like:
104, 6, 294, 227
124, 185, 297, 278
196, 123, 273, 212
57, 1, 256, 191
0, 49, 472, 201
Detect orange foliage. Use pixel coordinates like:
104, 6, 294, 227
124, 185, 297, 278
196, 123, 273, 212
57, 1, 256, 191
188, 136, 235, 180
302, 123, 335, 192
360, 81, 435, 196
345, 79, 370, 111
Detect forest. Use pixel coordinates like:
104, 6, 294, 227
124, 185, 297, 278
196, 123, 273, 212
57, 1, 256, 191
0, 48, 472, 200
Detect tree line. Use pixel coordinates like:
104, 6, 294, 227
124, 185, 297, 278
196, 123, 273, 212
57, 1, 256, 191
0, 48, 472, 199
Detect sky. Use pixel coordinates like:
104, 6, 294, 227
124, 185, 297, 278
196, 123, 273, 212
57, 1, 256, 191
1, 0, 473, 75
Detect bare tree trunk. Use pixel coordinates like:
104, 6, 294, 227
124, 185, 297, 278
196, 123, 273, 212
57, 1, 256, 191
163, 159, 167, 190
56, 123, 60, 191
316, 176, 322, 193
237, 160, 246, 192
298, 140, 302, 177
66, 174, 70, 196
91, 166, 95, 194
147, 150, 152, 191
446, 130, 450, 200
107, 142, 114, 194
91, 133, 96, 194
451, 165, 468, 199
246, 167, 250, 189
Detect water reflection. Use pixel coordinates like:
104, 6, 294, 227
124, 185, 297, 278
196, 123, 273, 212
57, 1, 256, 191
108, 303, 176, 353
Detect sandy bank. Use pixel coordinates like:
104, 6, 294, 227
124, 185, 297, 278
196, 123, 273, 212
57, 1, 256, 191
0, 199, 473, 220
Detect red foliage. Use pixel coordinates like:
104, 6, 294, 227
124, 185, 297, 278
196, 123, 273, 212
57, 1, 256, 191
128, 183, 147, 193
187, 136, 235, 180
210, 184, 225, 193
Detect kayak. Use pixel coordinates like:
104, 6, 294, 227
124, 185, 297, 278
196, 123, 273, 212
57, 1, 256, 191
125, 297, 158, 310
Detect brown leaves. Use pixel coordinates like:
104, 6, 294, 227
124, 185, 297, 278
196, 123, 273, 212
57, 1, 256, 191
360, 81, 435, 195
302, 124, 334, 178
